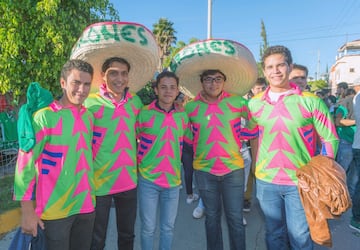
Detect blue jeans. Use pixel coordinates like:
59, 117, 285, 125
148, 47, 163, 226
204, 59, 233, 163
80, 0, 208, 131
138, 176, 180, 250
347, 148, 360, 198
91, 189, 137, 250
240, 144, 252, 192
256, 179, 313, 250
336, 139, 353, 171
195, 169, 245, 250
349, 148, 360, 221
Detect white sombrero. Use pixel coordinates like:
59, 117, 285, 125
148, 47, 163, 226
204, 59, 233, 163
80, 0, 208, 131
170, 39, 258, 97
70, 21, 160, 92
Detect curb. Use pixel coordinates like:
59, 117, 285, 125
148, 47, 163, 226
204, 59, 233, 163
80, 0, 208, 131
0, 208, 21, 235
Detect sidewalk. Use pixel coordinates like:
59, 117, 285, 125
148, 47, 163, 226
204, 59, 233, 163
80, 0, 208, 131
1, 186, 359, 249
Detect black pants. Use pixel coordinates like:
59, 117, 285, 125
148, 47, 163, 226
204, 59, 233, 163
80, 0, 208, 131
91, 188, 137, 250
182, 142, 194, 195
44, 212, 95, 250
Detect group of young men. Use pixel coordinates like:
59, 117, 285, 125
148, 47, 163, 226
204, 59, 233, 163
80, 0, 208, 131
13, 21, 343, 250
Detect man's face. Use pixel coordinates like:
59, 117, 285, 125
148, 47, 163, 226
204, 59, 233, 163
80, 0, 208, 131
336, 86, 345, 98
252, 84, 266, 95
263, 54, 291, 92
60, 69, 92, 107
103, 61, 129, 97
289, 68, 307, 91
201, 72, 225, 100
155, 76, 179, 107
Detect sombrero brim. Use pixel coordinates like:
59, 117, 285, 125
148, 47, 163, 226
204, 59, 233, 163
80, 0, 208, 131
70, 22, 159, 92
170, 39, 258, 97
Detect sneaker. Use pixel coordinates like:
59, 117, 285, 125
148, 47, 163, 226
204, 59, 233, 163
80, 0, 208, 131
349, 218, 360, 233
186, 193, 199, 204
243, 200, 251, 212
192, 206, 205, 219
243, 217, 247, 226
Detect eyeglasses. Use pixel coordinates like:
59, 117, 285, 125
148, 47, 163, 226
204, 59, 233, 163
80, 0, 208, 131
291, 76, 307, 81
203, 76, 224, 84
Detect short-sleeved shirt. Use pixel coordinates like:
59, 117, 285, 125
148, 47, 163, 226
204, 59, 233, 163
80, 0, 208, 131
14, 101, 95, 220
335, 105, 356, 143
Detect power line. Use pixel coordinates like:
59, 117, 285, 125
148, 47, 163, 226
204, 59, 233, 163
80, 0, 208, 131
268, 32, 360, 44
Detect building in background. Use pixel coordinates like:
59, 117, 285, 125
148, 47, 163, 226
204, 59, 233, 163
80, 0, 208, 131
330, 39, 360, 92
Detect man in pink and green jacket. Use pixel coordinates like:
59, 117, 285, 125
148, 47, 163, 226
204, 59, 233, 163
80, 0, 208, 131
14, 59, 96, 250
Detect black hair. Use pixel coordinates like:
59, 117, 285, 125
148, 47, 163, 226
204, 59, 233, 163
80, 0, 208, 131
337, 82, 348, 90
292, 63, 309, 77
199, 69, 227, 82
255, 77, 267, 86
102, 57, 131, 73
261, 45, 293, 69
61, 59, 94, 80
154, 71, 179, 88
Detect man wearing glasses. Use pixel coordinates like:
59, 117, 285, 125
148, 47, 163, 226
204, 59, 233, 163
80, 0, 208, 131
171, 39, 258, 250
183, 69, 256, 250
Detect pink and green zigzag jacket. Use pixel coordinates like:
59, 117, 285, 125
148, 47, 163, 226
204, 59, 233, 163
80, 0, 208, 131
248, 84, 339, 186
14, 101, 96, 220
136, 101, 192, 188
185, 91, 257, 176
84, 88, 143, 195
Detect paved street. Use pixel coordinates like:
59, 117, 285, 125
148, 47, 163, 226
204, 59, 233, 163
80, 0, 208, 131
1, 184, 359, 249
104, 187, 266, 250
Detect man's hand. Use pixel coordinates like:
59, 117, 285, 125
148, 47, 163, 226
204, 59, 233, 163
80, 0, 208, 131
20, 201, 44, 237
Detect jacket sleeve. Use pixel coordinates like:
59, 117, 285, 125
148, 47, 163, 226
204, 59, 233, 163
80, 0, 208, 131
312, 97, 339, 158
13, 111, 47, 201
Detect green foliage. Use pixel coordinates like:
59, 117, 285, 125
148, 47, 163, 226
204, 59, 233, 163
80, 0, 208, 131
259, 20, 268, 61
308, 79, 328, 92
136, 81, 157, 105
137, 19, 194, 102
257, 62, 264, 78
0, 0, 119, 105
0, 175, 19, 213
163, 39, 198, 69
152, 18, 177, 71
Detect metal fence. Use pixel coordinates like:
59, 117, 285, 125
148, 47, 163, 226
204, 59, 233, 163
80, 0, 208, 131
0, 141, 18, 177
0, 104, 18, 177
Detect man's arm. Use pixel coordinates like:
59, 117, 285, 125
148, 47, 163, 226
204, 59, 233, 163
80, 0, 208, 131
339, 118, 356, 126
249, 138, 258, 174
20, 200, 44, 237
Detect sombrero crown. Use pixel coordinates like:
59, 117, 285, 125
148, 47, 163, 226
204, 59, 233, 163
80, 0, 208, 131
70, 21, 160, 92
170, 39, 258, 97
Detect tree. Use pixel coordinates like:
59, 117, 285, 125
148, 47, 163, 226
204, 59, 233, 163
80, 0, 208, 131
152, 18, 177, 71
136, 38, 198, 105
308, 79, 328, 92
259, 19, 268, 59
162, 38, 198, 69
136, 80, 157, 105
257, 19, 269, 77
137, 19, 180, 105
0, 0, 119, 105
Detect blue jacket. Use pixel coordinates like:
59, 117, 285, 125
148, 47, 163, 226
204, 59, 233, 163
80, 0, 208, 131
8, 226, 47, 250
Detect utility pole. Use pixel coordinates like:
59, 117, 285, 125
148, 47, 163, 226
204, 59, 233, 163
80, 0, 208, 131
207, 0, 212, 39
317, 50, 320, 80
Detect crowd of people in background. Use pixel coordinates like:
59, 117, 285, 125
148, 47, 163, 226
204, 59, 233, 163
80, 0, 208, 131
10, 20, 360, 250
